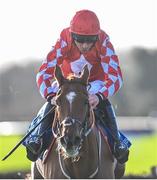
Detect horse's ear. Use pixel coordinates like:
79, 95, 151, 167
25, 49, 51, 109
80, 64, 90, 84
54, 65, 64, 86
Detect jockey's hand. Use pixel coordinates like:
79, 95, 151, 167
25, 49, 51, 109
88, 94, 99, 109
50, 96, 57, 105
47, 95, 56, 105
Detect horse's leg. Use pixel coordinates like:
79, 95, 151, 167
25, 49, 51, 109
114, 162, 125, 179
31, 162, 43, 179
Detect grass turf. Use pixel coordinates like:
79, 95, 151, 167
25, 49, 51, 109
125, 133, 157, 175
0, 133, 157, 175
0, 135, 31, 173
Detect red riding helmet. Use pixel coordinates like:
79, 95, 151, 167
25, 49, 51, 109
70, 10, 100, 35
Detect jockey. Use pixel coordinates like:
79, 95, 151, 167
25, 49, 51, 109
24, 9, 130, 163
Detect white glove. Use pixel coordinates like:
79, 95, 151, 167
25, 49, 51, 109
50, 96, 57, 105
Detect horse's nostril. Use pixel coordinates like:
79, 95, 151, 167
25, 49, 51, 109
60, 136, 81, 149
74, 136, 81, 146
67, 141, 73, 148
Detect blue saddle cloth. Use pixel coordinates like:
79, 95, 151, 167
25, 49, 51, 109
98, 123, 131, 153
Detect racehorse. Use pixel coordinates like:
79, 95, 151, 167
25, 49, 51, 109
32, 65, 125, 179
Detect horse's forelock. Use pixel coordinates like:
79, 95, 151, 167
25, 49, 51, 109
66, 74, 81, 83
63, 74, 87, 88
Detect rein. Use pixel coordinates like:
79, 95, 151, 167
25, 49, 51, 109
82, 110, 95, 137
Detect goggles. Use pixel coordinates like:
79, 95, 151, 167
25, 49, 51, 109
72, 33, 98, 43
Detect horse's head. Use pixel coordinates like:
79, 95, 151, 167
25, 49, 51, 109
53, 65, 93, 159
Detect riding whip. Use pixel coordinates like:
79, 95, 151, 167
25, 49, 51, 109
2, 106, 55, 161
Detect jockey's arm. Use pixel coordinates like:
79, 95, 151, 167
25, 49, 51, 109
36, 30, 68, 100
98, 37, 123, 98
88, 37, 123, 109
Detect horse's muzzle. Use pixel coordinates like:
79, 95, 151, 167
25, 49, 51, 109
60, 135, 81, 149
60, 135, 82, 157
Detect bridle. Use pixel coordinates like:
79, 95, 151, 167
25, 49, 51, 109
52, 92, 95, 139
52, 80, 94, 139
56, 110, 101, 179
53, 99, 100, 179
51, 80, 101, 178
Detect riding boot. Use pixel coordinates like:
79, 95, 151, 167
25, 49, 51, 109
104, 102, 129, 164
25, 102, 55, 161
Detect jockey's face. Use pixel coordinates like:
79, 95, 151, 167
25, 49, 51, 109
74, 40, 94, 53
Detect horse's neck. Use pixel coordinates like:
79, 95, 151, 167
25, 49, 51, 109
83, 126, 100, 157
82, 110, 99, 157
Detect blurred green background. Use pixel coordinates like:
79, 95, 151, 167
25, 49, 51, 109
0, 136, 31, 173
